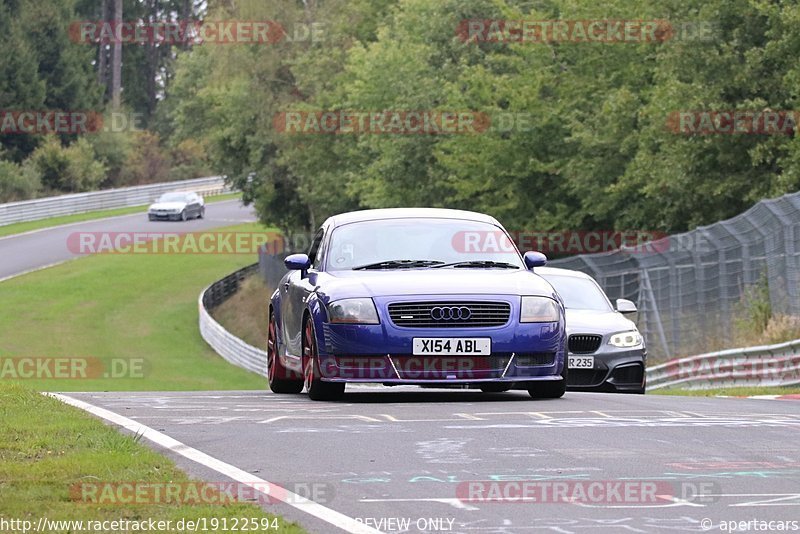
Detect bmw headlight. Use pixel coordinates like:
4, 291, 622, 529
327, 298, 380, 324
520, 296, 560, 323
608, 331, 643, 348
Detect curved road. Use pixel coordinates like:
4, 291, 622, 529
0, 199, 257, 280
4, 200, 799, 534
65, 388, 800, 534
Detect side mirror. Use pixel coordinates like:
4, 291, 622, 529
615, 298, 637, 314
523, 251, 547, 270
284, 253, 311, 276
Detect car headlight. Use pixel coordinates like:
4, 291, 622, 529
327, 298, 380, 324
520, 296, 560, 323
608, 331, 643, 348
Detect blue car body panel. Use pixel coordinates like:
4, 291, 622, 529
270, 208, 567, 388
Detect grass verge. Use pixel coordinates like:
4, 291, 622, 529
210, 276, 271, 349
652, 386, 800, 396
0, 222, 269, 391
0, 383, 306, 533
0, 192, 242, 239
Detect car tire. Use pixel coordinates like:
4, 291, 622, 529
180, 210, 187, 222
198, 207, 205, 219
303, 318, 345, 401
267, 312, 303, 394
148, 214, 155, 221
528, 362, 568, 399
480, 384, 512, 393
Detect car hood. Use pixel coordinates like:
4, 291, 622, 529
564, 308, 637, 335
149, 201, 187, 211
317, 269, 558, 301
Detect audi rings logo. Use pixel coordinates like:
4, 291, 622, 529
430, 306, 472, 321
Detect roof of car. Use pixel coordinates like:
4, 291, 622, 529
325, 208, 500, 227
536, 266, 596, 280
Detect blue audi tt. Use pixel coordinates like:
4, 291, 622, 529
267, 208, 567, 400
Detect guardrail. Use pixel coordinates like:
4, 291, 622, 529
647, 339, 800, 390
198, 263, 267, 377
200, 263, 800, 389
0, 176, 229, 226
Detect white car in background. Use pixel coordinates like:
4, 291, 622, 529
147, 192, 205, 221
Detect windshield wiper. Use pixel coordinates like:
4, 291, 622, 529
352, 259, 445, 270
433, 260, 519, 269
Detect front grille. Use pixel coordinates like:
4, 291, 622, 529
611, 363, 644, 385
388, 301, 511, 328
515, 353, 556, 366
390, 355, 510, 379
568, 369, 607, 386
568, 334, 602, 354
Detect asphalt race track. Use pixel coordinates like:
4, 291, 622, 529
0, 199, 257, 281
64, 388, 800, 534
4, 201, 799, 533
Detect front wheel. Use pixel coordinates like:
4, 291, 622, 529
528, 364, 568, 399
198, 206, 205, 219
267, 312, 303, 394
303, 318, 344, 401
180, 210, 187, 221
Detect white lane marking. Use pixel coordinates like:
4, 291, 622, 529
48, 393, 383, 534
0, 260, 71, 283
359, 497, 479, 511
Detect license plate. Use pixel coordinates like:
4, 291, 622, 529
568, 356, 594, 369
413, 338, 491, 356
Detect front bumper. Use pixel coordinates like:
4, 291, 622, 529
313, 295, 566, 385
566, 347, 646, 393
149, 211, 181, 221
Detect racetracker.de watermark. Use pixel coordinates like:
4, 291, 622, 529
452, 230, 669, 256
456, 19, 716, 43
67, 231, 284, 255
71, 481, 333, 505
274, 111, 492, 135
0, 111, 143, 135
69, 20, 325, 45
667, 110, 799, 135
0, 357, 147, 379
456, 480, 720, 504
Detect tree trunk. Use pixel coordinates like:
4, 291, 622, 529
111, 0, 122, 109
97, 0, 109, 96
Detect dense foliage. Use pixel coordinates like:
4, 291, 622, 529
3, 0, 800, 236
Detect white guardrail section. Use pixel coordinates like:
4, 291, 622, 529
198, 267, 268, 378
0, 176, 229, 226
199, 266, 800, 388
647, 338, 800, 390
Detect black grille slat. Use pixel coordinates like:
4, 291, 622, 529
388, 301, 511, 328
568, 334, 602, 354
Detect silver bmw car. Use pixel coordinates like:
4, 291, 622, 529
538, 267, 647, 394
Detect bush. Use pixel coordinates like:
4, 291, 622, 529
168, 138, 214, 181
87, 130, 133, 188
29, 137, 106, 193
118, 131, 171, 185
0, 160, 41, 202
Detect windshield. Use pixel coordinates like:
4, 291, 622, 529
157, 193, 190, 203
541, 274, 613, 312
326, 218, 525, 271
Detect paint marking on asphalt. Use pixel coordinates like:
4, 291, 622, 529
48, 393, 384, 534
454, 413, 485, 420
255, 415, 381, 423
359, 497, 480, 511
